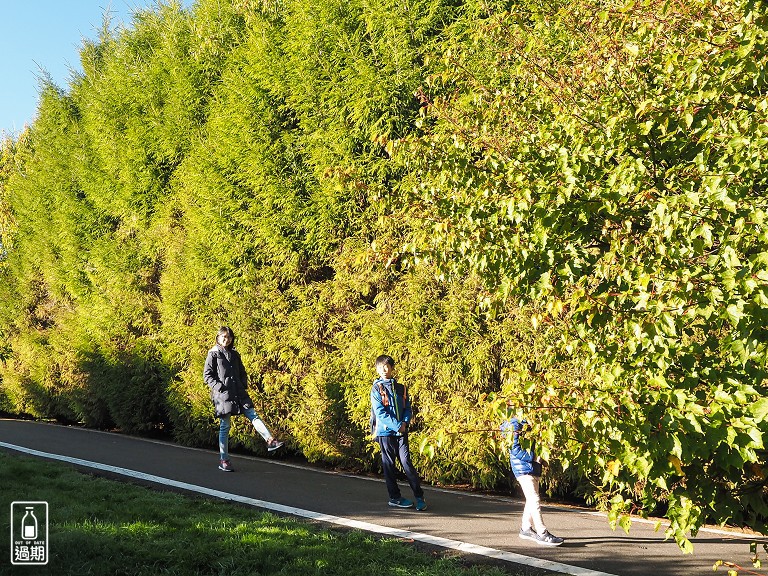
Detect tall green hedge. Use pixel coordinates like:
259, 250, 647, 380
0, 0, 765, 549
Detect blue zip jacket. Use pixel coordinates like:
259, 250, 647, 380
370, 377, 411, 437
500, 418, 542, 478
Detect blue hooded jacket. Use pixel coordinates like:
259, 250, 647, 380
370, 377, 411, 437
500, 418, 542, 478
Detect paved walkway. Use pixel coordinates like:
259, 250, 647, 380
0, 419, 762, 576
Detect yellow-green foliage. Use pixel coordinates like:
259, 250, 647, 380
0, 0, 766, 546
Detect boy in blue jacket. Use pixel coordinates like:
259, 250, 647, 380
370, 355, 426, 511
501, 416, 564, 546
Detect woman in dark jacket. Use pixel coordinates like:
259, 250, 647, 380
203, 326, 283, 471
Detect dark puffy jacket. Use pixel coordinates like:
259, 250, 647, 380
500, 418, 542, 478
203, 345, 253, 417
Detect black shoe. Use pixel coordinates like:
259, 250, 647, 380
535, 530, 564, 546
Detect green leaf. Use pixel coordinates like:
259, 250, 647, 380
753, 398, 768, 422
618, 514, 632, 535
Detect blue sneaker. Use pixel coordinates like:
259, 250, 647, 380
415, 498, 427, 511
388, 498, 413, 508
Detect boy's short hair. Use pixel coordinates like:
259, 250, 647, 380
375, 354, 395, 369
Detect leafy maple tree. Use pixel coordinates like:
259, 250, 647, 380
393, 0, 768, 549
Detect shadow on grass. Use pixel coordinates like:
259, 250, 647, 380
0, 452, 525, 576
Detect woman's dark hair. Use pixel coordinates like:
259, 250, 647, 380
216, 326, 235, 347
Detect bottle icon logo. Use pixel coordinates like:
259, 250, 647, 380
11, 501, 48, 565
21, 507, 38, 540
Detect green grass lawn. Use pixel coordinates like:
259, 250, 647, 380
0, 452, 528, 576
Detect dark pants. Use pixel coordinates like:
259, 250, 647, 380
377, 435, 424, 500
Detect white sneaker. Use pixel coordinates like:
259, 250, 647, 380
519, 528, 537, 541
267, 439, 284, 452
535, 530, 564, 546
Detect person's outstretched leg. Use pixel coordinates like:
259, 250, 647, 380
243, 407, 283, 450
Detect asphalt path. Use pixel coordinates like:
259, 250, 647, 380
0, 419, 762, 576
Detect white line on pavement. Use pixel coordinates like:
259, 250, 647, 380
0, 441, 619, 576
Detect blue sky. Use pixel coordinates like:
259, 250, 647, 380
1, 1, 193, 139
